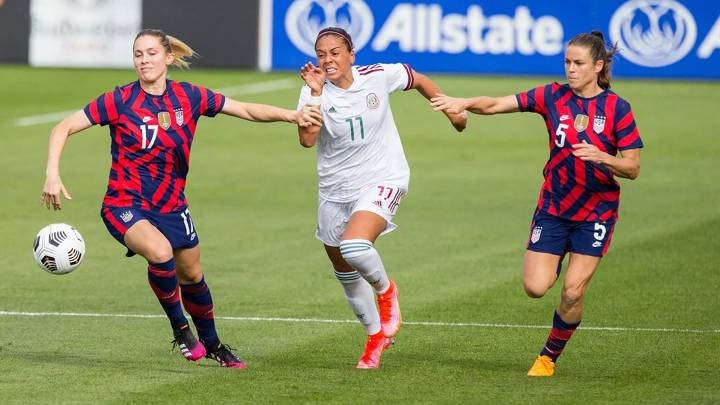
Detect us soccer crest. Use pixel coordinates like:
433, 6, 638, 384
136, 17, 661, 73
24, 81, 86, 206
574, 114, 589, 132
530, 226, 542, 243
120, 211, 133, 223
157, 112, 171, 130
593, 115, 606, 134
366, 93, 380, 109
174, 108, 184, 126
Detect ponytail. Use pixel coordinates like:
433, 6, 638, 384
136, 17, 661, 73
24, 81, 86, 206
134, 29, 196, 69
568, 30, 618, 89
166, 35, 195, 69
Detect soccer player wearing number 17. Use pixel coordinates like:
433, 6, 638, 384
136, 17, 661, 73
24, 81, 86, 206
432, 31, 644, 376
41, 29, 322, 369
297, 27, 467, 369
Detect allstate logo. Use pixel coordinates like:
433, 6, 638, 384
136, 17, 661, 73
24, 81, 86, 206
285, 0, 374, 57
609, 0, 697, 68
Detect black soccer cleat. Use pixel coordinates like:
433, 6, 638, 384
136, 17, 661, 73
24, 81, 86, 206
171, 325, 206, 361
204, 342, 247, 369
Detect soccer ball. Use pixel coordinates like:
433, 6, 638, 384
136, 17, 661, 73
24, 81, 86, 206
32, 223, 85, 275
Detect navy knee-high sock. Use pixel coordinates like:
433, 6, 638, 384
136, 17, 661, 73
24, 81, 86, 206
180, 276, 218, 347
540, 311, 581, 362
147, 259, 188, 332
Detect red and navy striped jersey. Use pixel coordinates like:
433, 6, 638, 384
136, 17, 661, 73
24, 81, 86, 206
516, 82, 643, 222
83, 80, 225, 213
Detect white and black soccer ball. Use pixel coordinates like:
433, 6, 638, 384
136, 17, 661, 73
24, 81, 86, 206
32, 223, 85, 275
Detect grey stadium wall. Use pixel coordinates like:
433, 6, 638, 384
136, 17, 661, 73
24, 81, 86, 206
0, 0, 30, 63
142, 0, 259, 68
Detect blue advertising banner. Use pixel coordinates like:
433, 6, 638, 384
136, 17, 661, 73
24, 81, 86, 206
265, 0, 720, 79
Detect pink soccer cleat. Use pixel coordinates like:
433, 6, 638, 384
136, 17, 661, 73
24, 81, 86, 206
377, 280, 402, 338
356, 331, 393, 369
205, 343, 247, 369
172, 326, 206, 361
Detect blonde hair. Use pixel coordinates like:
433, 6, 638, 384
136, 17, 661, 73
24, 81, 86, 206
134, 29, 196, 69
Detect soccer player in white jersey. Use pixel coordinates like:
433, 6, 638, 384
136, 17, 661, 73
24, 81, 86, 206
296, 27, 467, 369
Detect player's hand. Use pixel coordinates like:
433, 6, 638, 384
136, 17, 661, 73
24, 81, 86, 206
430, 94, 469, 114
296, 104, 323, 127
41, 175, 72, 211
299, 62, 326, 94
446, 110, 468, 132
572, 141, 608, 164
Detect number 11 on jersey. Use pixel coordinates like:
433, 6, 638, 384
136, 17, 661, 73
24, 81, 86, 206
345, 116, 365, 141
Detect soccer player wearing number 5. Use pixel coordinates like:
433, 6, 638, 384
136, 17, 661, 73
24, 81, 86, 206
297, 27, 467, 369
40, 29, 322, 369
431, 31, 643, 376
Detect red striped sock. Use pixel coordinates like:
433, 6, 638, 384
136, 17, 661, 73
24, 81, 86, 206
539, 311, 580, 362
148, 259, 187, 331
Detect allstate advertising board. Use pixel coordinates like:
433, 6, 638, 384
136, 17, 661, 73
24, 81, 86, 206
268, 0, 720, 79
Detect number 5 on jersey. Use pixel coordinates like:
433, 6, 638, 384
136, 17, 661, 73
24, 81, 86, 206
555, 123, 568, 147
141, 125, 158, 149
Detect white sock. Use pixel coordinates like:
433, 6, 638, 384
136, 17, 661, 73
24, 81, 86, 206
339, 239, 391, 294
334, 270, 381, 335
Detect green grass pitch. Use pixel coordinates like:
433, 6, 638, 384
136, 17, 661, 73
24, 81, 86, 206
0, 65, 718, 403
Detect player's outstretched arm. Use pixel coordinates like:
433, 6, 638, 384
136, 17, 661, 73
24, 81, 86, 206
221, 98, 322, 127
411, 71, 466, 132
42, 110, 93, 210
572, 143, 641, 179
431, 94, 520, 115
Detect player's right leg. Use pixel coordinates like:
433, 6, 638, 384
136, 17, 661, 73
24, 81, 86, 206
522, 211, 572, 376
324, 245, 390, 369
101, 207, 204, 362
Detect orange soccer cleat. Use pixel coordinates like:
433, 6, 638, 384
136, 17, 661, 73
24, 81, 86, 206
377, 280, 401, 338
527, 355, 556, 377
356, 331, 393, 369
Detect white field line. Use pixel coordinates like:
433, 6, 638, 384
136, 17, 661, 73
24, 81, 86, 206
14, 109, 78, 127
215, 77, 296, 97
13, 78, 298, 127
0, 310, 717, 334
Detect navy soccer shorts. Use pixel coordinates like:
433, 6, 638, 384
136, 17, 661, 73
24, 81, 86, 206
101, 206, 199, 257
526, 211, 615, 257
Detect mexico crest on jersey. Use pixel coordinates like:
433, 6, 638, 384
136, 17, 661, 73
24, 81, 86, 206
366, 93, 380, 109
157, 112, 171, 130
530, 226, 542, 243
574, 114, 589, 132
174, 108, 184, 126
593, 115, 606, 134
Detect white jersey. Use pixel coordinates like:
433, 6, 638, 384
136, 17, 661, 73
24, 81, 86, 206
297, 63, 415, 202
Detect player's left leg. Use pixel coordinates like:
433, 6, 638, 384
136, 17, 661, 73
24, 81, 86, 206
325, 245, 390, 369
340, 211, 401, 339
174, 246, 246, 369
529, 253, 602, 377
341, 210, 389, 291
340, 185, 406, 339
